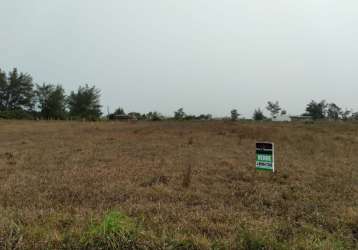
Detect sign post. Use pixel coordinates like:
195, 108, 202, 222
256, 142, 275, 172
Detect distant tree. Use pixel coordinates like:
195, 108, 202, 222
67, 84, 102, 120
266, 101, 281, 117
305, 100, 327, 120
0, 69, 6, 110
36, 83, 66, 119
184, 115, 197, 120
253, 108, 266, 121
198, 114, 212, 120
0, 68, 35, 111
146, 111, 163, 121
108, 107, 127, 120
341, 109, 352, 121
327, 103, 342, 120
114, 107, 125, 115
230, 109, 239, 121
174, 108, 186, 120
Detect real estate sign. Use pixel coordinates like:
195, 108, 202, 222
256, 142, 274, 172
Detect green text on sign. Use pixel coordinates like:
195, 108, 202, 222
256, 154, 272, 162
256, 142, 274, 172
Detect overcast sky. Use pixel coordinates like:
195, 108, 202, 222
1, 1, 357, 117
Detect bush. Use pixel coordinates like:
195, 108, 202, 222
0, 110, 36, 120
234, 228, 286, 250
81, 211, 140, 249
0, 221, 24, 249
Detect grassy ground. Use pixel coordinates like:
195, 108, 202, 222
0, 120, 357, 249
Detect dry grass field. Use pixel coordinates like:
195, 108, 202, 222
0, 120, 357, 249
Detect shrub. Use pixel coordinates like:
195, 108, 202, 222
0, 221, 24, 249
0, 110, 35, 120
81, 211, 139, 249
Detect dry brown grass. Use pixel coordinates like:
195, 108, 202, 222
0, 120, 357, 249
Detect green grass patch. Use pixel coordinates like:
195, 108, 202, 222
80, 211, 140, 249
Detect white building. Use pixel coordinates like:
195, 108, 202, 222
272, 114, 292, 122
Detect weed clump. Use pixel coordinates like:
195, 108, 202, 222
81, 211, 139, 249
140, 175, 170, 187
0, 221, 24, 250
182, 163, 192, 188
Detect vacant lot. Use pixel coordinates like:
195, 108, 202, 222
0, 120, 357, 249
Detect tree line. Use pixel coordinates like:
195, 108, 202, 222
248, 100, 354, 121
0, 68, 101, 120
0, 68, 357, 121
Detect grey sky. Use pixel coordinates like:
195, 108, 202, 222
1, 0, 358, 117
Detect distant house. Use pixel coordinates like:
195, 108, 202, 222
108, 114, 137, 121
290, 115, 313, 122
351, 112, 358, 120
272, 114, 292, 122
127, 112, 141, 120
